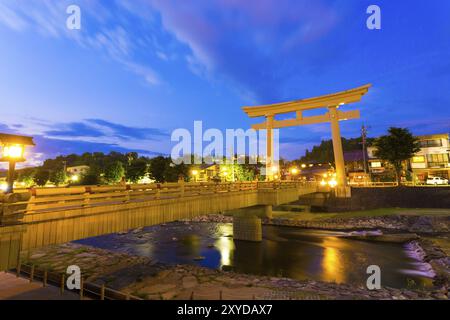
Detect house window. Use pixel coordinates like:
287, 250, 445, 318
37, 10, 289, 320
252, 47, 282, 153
426, 154, 449, 167
412, 156, 425, 163
420, 139, 443, 148
371, 162, 382, 168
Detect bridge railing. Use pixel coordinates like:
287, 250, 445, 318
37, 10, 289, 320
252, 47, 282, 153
1, 181, 313, 217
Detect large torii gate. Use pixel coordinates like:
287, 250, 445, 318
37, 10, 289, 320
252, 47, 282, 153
242, 84, 372, 197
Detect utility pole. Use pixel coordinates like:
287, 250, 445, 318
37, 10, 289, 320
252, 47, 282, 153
361, 125, 369, 185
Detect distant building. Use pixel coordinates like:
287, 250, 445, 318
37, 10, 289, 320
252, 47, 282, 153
344, 150, 370, 184
367, 133, 450, 183
196, 164, 220, 182
411, 134, 450, 182
297, 163, 334, 182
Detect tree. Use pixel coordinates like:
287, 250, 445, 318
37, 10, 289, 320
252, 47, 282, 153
299, 137, 375, 164
17, 168, 36, 187
34, 169, 50, 186
49, 168, 67, 186
126, 158, 149, 183
373, 127, 420, 185
149, 156, 170, 182
81, 167, 101, 185
104, 161, 125, 184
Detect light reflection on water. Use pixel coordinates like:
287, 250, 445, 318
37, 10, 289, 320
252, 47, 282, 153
76, 222, 434, 289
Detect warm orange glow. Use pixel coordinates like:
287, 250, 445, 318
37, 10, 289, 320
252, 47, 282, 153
322, 238, 345, 284
290, 167, 299, 175
2, 144, 24, 159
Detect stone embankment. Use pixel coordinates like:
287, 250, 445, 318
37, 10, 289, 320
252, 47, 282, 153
187, 214, 450, 233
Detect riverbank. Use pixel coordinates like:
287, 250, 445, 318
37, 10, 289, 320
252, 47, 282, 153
20, 242, 447, 300
188, 209, 450, 233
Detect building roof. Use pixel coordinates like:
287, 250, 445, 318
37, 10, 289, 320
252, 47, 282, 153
417, 133, 449, 140
0, 133, 35, 146
344, 150, 366, 162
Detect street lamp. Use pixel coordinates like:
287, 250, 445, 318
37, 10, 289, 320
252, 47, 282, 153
191, 169, 199, 182
0, 133, 35, 193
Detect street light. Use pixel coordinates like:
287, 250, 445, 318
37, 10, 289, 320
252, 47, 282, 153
0, 133, 35, 193
191, 169, 199, 182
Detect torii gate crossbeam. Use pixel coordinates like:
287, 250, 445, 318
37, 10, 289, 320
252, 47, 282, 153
242, 84, 372, 197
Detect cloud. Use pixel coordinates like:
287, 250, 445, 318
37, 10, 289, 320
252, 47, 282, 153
150, 0, 339, 102
85, 119, 168, 140
0, 118, 169, 167
0, 0, 163, 86
45, 122, 106, 137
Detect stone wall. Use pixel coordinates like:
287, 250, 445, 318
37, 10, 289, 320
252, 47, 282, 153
298, 187, 450, 211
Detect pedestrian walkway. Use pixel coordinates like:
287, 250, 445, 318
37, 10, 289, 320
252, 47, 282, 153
0, 272, 82, 300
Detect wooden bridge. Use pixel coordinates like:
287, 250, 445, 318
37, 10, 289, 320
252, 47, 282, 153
0, 181, 319, 271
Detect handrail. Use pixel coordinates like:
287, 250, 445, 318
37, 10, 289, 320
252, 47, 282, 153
1, 181, 316, 216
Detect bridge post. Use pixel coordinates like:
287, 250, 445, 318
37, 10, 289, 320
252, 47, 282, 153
233, 215, 262, 242
263, 205, 273, 219
0, 193, 28, 271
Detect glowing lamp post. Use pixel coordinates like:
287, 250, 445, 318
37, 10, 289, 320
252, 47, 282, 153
0, 133, 35, 193
191, 169, 199, 182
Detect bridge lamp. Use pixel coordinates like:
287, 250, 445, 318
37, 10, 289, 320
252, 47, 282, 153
290, 167, 299, 175
0, 134, 35, 193
71, 174, 80, 182
301, 164, 307, 169
328, 179, 338, 188
271, 165, 279, 173
320, 179, 327, 187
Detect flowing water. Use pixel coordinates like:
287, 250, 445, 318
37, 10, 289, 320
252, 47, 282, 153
76, 222, 434, 289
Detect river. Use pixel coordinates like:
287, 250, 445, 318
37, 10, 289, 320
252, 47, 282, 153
76, 222, 434, 289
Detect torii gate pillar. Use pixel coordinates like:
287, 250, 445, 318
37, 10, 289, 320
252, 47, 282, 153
329, 106, 350, 197
266, 115, 274, 181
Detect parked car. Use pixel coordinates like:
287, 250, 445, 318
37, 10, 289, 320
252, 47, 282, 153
426, 176, 449, 185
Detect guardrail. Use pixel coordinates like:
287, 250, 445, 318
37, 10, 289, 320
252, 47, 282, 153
12, 263, 142, 300
349, 181, 450, 188
1, 181, 316, 218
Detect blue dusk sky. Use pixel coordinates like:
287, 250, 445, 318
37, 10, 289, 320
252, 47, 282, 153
0, 0, 449, 166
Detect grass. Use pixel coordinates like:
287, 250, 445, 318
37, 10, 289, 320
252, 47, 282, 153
423, 236, 450, 256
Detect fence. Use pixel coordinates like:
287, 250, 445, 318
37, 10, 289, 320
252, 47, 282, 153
12, 262, 142, 300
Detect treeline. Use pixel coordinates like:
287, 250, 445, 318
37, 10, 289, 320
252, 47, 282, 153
15, 152, 262, 187
298, 137, 374, 164
16, 152, 190, 186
